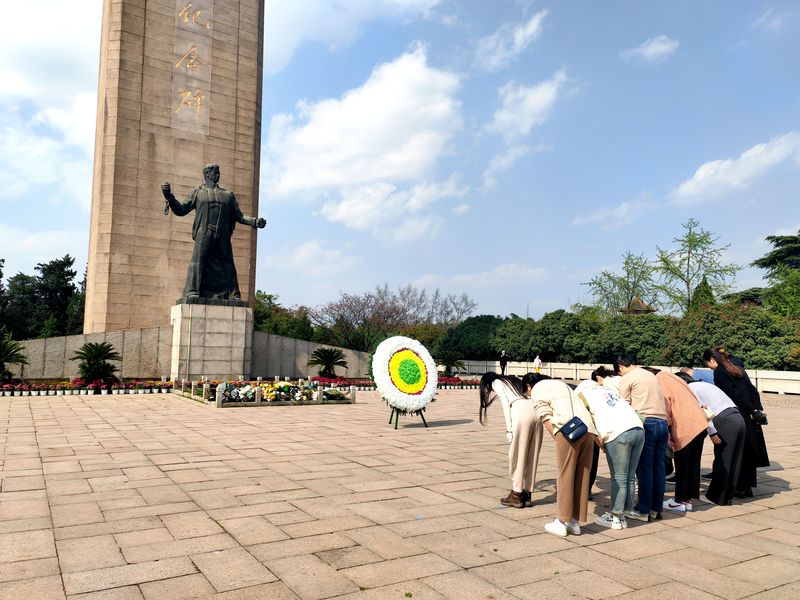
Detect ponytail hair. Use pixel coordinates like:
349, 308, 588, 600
703, 346, 744, 379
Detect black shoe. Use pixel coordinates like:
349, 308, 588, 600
700, 472, 713, 481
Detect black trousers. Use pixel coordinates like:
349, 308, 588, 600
673, 430, 706, 502
588, 442, 600, 491
706, 408, 746, 506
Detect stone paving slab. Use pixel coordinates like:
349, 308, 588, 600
0, 390, 798, 599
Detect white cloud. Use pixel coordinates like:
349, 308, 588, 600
482, 144, 548, 189
265, 0, 440, 75
0, 224, 88, 279
421, 263, 547, 288
265, 46, 462, 198
750, 8, 789, 32
0, 3, 102, 107
0, 109, 93, 210
486, 70, 567, 142
264, 240, 361, 278
0, 3, 100, 214
474, 10, 548, 72
619, 35, 679, 64
265, 47, 467, 242
451, 203, 470, 215
670, 132, 800, 204
321, 175, 468, 242
571, 194, 658, 228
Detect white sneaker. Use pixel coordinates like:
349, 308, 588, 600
663, 499, 686, 513
544, 518, 567, 537
595, 512, 623, 530
566, 520, 581, 535
683, 502, 693, 512
620, 515, 628, 529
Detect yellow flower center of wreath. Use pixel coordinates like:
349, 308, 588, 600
388, 348, 428, 395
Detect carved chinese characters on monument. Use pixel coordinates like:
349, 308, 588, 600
172, 0, 214, 134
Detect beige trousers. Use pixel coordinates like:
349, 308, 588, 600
509, 400, 543, 493
554, 432, 595, 523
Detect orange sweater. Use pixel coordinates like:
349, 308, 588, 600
655, 371, 707, 451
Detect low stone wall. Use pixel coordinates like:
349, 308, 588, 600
10, 328, 370, 381
454, 360, 800, 395
9, 326, 173, 380
251, 332, 371, 379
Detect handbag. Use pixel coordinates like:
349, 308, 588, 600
560, 392, 588, 442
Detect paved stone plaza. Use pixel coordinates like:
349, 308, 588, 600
0, 391, 798, 600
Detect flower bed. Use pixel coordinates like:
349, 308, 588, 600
171, 378, 358, 407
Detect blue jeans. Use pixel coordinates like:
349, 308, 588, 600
605, 427, 645, 516
636, 417, 668, 514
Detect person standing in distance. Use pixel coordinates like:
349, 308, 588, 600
499, 351, 510, 375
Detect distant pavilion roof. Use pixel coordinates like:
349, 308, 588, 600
620, 294, 656, 315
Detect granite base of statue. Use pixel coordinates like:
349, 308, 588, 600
163, 164, 264, 380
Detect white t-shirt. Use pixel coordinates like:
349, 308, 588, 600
574, 381, 642, 444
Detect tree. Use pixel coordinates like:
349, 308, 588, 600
0, 255, 82, 339
585, 252, 660, 314
434, 350, 465, 376
688, 276, 716, 311
751, 228, 800, 276
399, 323, 448, 350
253, 292, 315, 341
307, 347, 348, 378
311, 284, 477, 352
434, 315, 504, 360
763, 267, 800, 319
490, 315, 536, 361
71, 341, 122, 383
65, 268, 86, 335
3, 273, 39, 340
655, 219, 739, 314
0, 329, 28, 379
666, 303, 798, 370
35, 255, 77, 336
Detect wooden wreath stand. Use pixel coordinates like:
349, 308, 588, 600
388, 406, 428, 429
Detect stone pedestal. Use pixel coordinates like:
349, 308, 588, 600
170, 303, 253, 381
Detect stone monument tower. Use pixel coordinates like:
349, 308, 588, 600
84, 0, 264, 334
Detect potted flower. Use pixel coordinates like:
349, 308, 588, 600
87, 382, 98, 395
19, 383, 30, 396
111, 383, 121, 395
54, 384, 64, 396
71, 379, 86, 395
2, 383, 12, 396
160, 381, 173, 393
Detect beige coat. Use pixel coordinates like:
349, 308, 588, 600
532, 379, 598, 436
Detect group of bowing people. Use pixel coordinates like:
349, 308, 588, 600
478, 346, 770, 536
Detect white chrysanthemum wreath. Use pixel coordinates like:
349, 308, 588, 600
372, 336, 438, 414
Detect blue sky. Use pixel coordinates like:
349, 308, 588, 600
1, 1, 798, 318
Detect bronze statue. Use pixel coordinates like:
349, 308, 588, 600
161, 164, 266, 300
